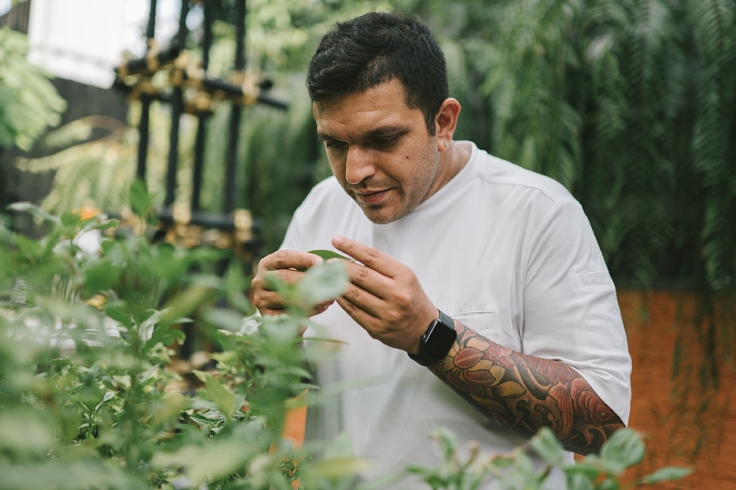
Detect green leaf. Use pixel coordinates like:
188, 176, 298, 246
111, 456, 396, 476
143, 323, 186, 351
202, 307, 246, 332
152, 439, 257, 485
195, 371, 236, 419
599, 428, 645, 471
296, 261, 349, 309
638, 466, 693, 484
596, 479, 620, 490
0, 410, 54, 456
313, 456, 371, 478
308, 249, 353, 262
224, 262, 253, 313
60, 211, 81, 228
159, 285, 213, 325
152, 393, 190, 426
95, 219, 119, 231
127, 179, 156, 221
429, 427, 457, 461
566, 473, 595, 490
7, 202, 61, 225
104, 306, 131, 328
530, 427, 564, 466
563, 462, 602, 480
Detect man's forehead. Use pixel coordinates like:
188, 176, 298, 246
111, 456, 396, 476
312, 78, 412, 117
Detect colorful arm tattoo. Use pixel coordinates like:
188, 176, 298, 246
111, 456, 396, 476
429, 321, 624, 454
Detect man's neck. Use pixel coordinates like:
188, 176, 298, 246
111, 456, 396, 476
430, 141, 473, 198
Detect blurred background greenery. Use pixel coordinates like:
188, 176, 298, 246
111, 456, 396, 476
3, 0, 734, 293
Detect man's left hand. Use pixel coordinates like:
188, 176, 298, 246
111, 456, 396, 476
331, 236, 438, 354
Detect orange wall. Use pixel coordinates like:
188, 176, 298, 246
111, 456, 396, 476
620, 290, 736, 489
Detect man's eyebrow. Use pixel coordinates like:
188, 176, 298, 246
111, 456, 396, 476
317, 131, 336, 141
363, 126, 409, 140
317, 126, 409, 142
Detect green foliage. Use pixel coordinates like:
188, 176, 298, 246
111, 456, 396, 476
413, 0, 736, 297
15, 107, 162, 218
0, 27, 66, 150
0, 184, 369, 489
407, 427, 692, 490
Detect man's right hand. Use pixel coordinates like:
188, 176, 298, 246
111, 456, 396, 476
252, 250, 329, 317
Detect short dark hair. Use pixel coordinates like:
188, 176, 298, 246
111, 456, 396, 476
306, 11, 448, 135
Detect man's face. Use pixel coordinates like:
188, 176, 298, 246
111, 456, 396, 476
313, 79, 440, 224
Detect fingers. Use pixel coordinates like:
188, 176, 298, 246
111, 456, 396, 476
312, 300, 334, 317
260, 249, 322, 272
265, 268, 307, 288
331, 236, 400, 278
340, 281, 385, 318
253, 249, 322, 316
255, 285, 336, 317
252, 249, 343, 317
339, 259, 392, 299
253, 289, 286, 316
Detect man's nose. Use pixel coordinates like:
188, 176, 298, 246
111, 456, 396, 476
345, 145, 376, 185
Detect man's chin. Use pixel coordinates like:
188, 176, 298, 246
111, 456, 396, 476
358, 203, 408, 224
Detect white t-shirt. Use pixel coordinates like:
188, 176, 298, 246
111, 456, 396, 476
281, 142, 631, 488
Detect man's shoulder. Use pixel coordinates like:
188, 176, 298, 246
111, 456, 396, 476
471, 147, 574, 206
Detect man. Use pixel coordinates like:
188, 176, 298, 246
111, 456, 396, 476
252, 11, 631, 488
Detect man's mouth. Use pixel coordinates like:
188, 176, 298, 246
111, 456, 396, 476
354, 189, 391, 205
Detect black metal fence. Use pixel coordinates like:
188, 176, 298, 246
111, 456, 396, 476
114, 0, 288, 261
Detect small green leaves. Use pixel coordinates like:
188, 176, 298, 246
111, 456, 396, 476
429, 427, 458, 462
7, 202, 61, 226
638, 466, 693, 484
312, 456, 372, 478
599, 428, 646, 473
127, 180, 157, 224
567, 473, 595, 490
193, 371, 236, 419
296, 260, 349, 309
308, 249, 353, 262
143, 322, 186, 352
530, 427, 564, 467
0, 27, 66, 151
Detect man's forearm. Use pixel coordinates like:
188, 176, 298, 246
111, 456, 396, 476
429, 321, 624, 454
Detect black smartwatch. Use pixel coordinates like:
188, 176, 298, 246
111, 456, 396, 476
408, 310, 457, 366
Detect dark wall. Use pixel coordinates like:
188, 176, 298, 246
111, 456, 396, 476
0, 0, 31, 34
1, 0, 129, 213
0, 77, 129, 209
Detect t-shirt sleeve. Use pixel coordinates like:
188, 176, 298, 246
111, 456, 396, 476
521, 198, 632, 425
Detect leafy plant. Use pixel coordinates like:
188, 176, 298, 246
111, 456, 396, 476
0, 27, 66, 151
407, 426, 692, 490
0, 183, 365, 489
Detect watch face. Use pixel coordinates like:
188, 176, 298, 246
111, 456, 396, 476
424, 320, 457, 360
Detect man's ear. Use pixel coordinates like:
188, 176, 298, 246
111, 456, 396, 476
434, 98, 462, 151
